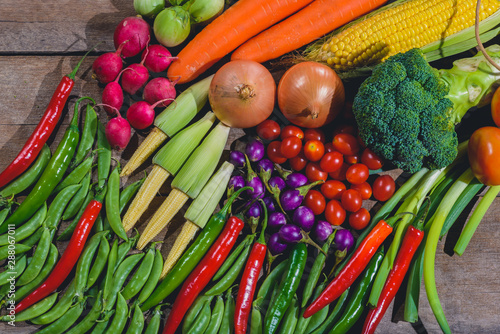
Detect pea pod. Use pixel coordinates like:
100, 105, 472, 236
66, 290, 104, 334
57, 187, 94, 241
30, 280, 77, 325
116, 233, 139, 270
218, 288, 235, 334
86, 235, 111, 290
126, 303, 145, 334
91, 317, 111, 334
250, 302, 263, 334
53, 153, 94, 194
22, 226, 44, 248
0, 243, 31, 261
72, 103, 98, 168
16, 228, 52, 286
309, 288, 350, 334
254, 260, 288, 312
121, 245, 156, 300
74, 231, 109, 294
304, 298, 329, 334
42, 183, 81, 238
97, 121, 111, 191
0, 254, 26, 287
0, 144, 51, 198
0, 202, 47, 246
1, 292, 58, 323
277, 294, 299, 334
106, 166, 128, 241
119, 175, 146, 214
213, 234, 253, 281
190, 298, 212, 334
102, 239, 118, 307
264, 243, 307, 334
36, 297, 86, 334
294, 280, 327, 334
0, 206, 12, 229
104, 292, 127, 333
183, 295, 213, 334
144, 304, 163, 334
205, 295, 224, 334
137, 248, 163, 304
62, 170, 91, 220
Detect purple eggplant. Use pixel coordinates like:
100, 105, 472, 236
286, 173, 308, 188
292, 206, 315, 232
244, 155, 265, 199
246, 201, 262, 218
268, 232, 288, 255
278, 224, 325, 253
334, 229, 355, 253
227, 175, 246, 198
257, 158, 274, 184
268, 212, 287, 229
314, 220, 334, 242
262, 196, 276, 212
245, 138, 265, 162
280, 180, 324, 212
229, 151, 246, 168
268, 176, 286, 192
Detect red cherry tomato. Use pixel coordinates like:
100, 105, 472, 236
332, 133, 360, 155
346, 163, 369, 185
344, 154, 360, 165
303, 140, 325, 162
341, 189, 363, 212
321, 180, 346, 200
372, 175, 396, 201
305, 162, 328, 183
491, 88, 500, 127
256, 119, 281, 141
349, 208, 371, 230
468, 126, 500, 186
319, 151, 343, 173
305, 190, 326, 215
329, 163, 349, 181
324, 143, 336, 153
361, 148, 384, 170
325, 200, 346, 226
332, 123, 357, 137
304, 128, 326, 142
350, 182, 372, 200
280, 136, 302, 159
266, 141, 287, 164
289, 150, 307, 171
280, 125, 304, 140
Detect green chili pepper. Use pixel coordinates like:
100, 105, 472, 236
17, 228, 52, 286
72, 103, 98, 168
137, 248, 163, 304
0, 255, 27, 286
30, 279, 77, 325
122, 245, 156, 300
183, 295, 213, 334
119, 175, 146, 214
250, 301, 263, 334
212, 234, 253, 282
63, 170, 91, 220
144, 304, 163, 334
254, 260, 288, 312
219, 287, 235, 334
97, 121, 111, 191
0, 97, 92, 234
190, 298, 212, 334
3, 292, 58, 323
43, 183, 81, 239
86, 234, 110, 290
36, 297, 86, 334
58, 187, 94, 241
104, 293, 127, 333
205, 295, 224, 334
264, 243, 307, 334
277, 294, 299, 334
0, 243, 31, 261
106, 166, 128, 240
126, 303, 145, 334
74, 231, 109, 295
141, 186, 251, 311
53, 153, 94, 194
0, 144, 51, 198
309, 288, 350, 334
0, 202, 46, 246
15, 243, 58, 302
66, 290, 103, 334
329, 247, 385, 334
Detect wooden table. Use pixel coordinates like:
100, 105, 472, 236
1, 1, 500, 333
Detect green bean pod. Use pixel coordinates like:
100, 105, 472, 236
119, 175, 146, 214
53, 154, 94, 194
183, 295, 213, 334
0, 243, 31, 261
72, 103, 98, 168
0, 202, 47, 246
63, 170, 91, 220
43, 183, 81, 238
309, 288, 350, 334
36, 297, 86, 334
212, 234, 253, 281
0, 255, 27, 291
2, 292, 58, 323
137, 248, 163, 304
126, 303, 145, 334
205, 295, 224, 334
96, 121, 111, 191
144, 304, 163, 334
254, 260, 288, 312
15, 243, 58, 301
17, 228, 52, 286
0, 206, 11, 228
277, 294, 299, 334
23, 226, 44, 248
74, 231, 109, 294
190, 298, 212, 334
304, 299, 329, 334
0, 144, 51, 198
104, 293, 127, 333
116, 233, 139, 270
58, 187, 94, 241
86, 234, 111, 290
218, 288, 235, 334
66, 291, 104, 334
294, 280, 327, 334
121, 245, 155, 300
90, 317, 111, 334
105, 166, 128, 241
250, 302, 263, 334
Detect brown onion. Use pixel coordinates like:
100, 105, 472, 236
277, 62, 345, 128
209, 60, 276, 128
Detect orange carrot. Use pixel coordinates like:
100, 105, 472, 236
231, 0, 388, 63
167, 0, 314, 84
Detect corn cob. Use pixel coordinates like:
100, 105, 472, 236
160, 220, 199, 278
306, 0, 500, 71
120, 128, 167, 177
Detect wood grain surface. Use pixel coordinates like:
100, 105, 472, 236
1, 1, 500, 333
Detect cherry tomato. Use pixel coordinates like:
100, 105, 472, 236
256, 119, 281, 141
468, 126, 500, 186
324, 143, 336, 153
332, 124, 357, 137
491, 88, 500, 127
325, 200, 346, 226
361, 148, 384, 170
332, 133, 360, 155
341, 189, 363, 212
280, 136, 302, 159
289, 150, 307, 171
344, 154, 360, 165
329, 163, 349, 181
350, 182, 372, 200
266, 141, 287, 164
319, 151, 343, 173
305, 162, 328, 183
372, 175, 396, 201
305, 190, 326, 215
346, 163, 369, 185
281, 125, 304, 140
349, 208, 371, 230
304, 140, 325, 162
321, 180, 346, 200
304, 128, 326, 142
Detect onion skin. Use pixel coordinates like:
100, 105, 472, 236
278, 62, 345, 128
209, 60, 276, 128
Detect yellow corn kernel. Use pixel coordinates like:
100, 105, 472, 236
122, 165, 171, 232
160, 220, 199, 279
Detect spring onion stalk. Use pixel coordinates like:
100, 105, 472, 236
122, 112, 216, 232
121, 75, 213, 177
424, 168, 475, 334
136, 122, 230, 250
454, 185, 500, 256
161, 161, 234, 277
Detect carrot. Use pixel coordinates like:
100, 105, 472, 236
231, 0, 388, 64
167, 0, 314, 84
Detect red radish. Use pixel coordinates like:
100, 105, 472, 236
101, 68, 132, 115
92, 41, 127, 84
127, 98, 173, 130
114, 16, 151, 58
142, 44, 176, 72
104, 106, 132, 151
121, 46, 151, 95
142, 77, 177, 107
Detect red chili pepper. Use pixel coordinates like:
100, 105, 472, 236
162, 216, 245, 334
15, 189, 105, 313
234, 200, 268, 334
362, 224, 424, 334
304, 216, 400, 318
0, 53, 90, 188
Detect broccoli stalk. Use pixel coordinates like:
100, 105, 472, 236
353, 44, 500, 173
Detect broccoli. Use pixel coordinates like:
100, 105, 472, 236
352, 45, 500, 173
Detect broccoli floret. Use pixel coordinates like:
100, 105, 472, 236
352, 46, 500, 173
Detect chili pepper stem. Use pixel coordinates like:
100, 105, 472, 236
67, 42, 103, 80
